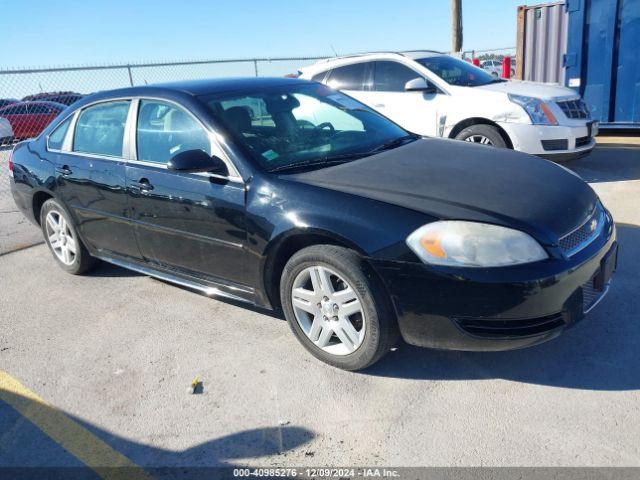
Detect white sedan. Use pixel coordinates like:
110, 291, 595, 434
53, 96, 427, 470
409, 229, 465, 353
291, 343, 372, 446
298, 51, 596, 161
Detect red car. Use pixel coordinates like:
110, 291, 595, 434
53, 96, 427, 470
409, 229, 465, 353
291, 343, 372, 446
0, 101, 65, 140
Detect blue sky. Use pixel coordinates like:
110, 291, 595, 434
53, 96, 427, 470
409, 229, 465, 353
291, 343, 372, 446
3, 0, 527, 67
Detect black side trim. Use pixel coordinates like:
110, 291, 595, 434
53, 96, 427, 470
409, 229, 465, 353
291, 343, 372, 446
96, 253, 256, 304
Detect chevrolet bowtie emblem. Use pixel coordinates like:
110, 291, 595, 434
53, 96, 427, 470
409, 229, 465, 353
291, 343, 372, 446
589, 218, 598, 233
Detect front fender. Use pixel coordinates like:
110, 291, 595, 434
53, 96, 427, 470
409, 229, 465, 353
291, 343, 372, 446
244, 174, 433, 305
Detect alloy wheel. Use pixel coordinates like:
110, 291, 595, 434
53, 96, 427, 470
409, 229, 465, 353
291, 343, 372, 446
464, 135, 493, 145
45, 210, 77, 265
291, 265, 366, 356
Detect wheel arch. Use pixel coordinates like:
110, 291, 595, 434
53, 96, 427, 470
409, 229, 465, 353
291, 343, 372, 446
261, 229, 368, 310
448, 117, 514, 149
32, 190, 54, 225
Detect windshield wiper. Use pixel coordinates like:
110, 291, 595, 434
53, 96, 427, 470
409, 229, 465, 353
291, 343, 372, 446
369, 134, 420, 153
268, 134, 420, 173
268, 152, 369, 173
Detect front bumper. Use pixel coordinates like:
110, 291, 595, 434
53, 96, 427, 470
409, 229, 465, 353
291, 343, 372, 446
499, 122, 596, 160
371, 220, 617, 351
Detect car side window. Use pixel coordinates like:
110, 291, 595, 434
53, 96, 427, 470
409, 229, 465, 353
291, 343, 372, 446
4, 105, 27, 115
326, 62, 368, 90
312, 71, 328, 82
48, 116, 73, 150
73, 101, 130, 157
373, 61, 421, 92
28, 104, 48, 114
136, 100, 211, 164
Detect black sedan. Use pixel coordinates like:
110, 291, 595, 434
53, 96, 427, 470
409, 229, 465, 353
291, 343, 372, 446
9, 78, 617, 370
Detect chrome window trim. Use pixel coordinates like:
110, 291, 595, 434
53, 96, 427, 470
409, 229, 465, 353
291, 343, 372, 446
125, 157, 243, 184
45, 95, 243, 183
124, 98, 139, 160
131, 96, 242, 182
74, 99, 132, 158
45, 110, 78, 153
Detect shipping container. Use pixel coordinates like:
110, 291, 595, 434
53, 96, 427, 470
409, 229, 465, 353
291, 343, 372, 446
565, 0, 640, 129
516, 2, 568, 84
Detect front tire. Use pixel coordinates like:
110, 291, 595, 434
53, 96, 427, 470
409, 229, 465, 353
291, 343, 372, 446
455, 124, 507, 148
40, 198, 98, 275
280, 245, 398, 371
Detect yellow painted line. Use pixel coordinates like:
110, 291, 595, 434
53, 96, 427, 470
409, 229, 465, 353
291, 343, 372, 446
0, 371, 153, 480
596, 135, 640, 146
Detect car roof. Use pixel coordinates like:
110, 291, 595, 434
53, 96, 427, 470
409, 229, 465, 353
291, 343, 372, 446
81, 77, 313, 103
301, 50, 447, 73
26, 100, 67, 108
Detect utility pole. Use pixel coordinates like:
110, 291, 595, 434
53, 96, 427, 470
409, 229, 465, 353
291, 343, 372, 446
451, 0, 463, 53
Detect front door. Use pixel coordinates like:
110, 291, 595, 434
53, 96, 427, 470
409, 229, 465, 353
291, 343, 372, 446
356, 61, 446, 137
126, 99, 247, 285
53, 100, 140, 259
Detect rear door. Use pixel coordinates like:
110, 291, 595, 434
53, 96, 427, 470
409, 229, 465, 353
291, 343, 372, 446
53, 99, 141, 259
126, 98, 247, 285
325, 61, 373, 102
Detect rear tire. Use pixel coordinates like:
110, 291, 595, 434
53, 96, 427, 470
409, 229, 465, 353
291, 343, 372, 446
455, 124, 507, 148
40, 198, 98, 275
280, 245, 398, 371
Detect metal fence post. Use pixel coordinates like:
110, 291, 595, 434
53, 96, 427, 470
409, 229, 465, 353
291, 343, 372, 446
254, 60, 259, 77
126, 65, 134, 86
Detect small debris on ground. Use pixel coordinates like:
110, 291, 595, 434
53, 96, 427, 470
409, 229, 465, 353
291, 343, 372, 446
190, 376, 203, 394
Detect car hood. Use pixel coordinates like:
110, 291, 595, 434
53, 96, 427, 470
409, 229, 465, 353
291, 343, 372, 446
475, 80, 579, 100
288, 138, 597, 244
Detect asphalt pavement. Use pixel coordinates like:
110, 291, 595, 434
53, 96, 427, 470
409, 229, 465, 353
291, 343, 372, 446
0, 145, 639, 471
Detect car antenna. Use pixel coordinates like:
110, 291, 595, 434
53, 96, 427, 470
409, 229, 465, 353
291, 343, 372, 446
330, 44, 339, 57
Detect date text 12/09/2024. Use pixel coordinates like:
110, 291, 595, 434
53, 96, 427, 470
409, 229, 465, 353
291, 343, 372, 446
233, 468, 401, 478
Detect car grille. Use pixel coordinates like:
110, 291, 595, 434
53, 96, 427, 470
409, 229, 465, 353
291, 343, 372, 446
575, 136, 591, 148
557, 99, 589, 119
558, 205, 604, 257
455, 313, 567, 338
542, 139, 568, 151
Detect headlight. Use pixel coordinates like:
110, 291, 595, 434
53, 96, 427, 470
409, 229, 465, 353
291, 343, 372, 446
508, 94, 558, 125
406, 221, 548, 267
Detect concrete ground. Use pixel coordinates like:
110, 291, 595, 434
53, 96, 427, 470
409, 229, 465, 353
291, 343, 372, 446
0, 147, 42, 256
0, 145, 639, 472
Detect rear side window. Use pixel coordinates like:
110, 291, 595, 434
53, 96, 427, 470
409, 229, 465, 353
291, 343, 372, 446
326, 63, 368, 90
47, 116, 73, 150
28, 104, 54, 114
73, 101, 130, 157
373, 61, 421, 92
2, 105, 28, 115
136, 100, 210, 164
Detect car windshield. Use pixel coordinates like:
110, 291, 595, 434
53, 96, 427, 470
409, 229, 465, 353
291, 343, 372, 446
415, 55, 501, 87
199, 83, 414, 173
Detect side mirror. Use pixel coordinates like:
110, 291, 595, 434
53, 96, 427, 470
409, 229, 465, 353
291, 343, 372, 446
404, 78, 438, 94
167, 149, 229, 176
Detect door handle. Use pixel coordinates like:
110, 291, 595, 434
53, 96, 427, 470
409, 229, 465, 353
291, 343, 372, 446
56, 165, 72, 176
131, 178, 154, 193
